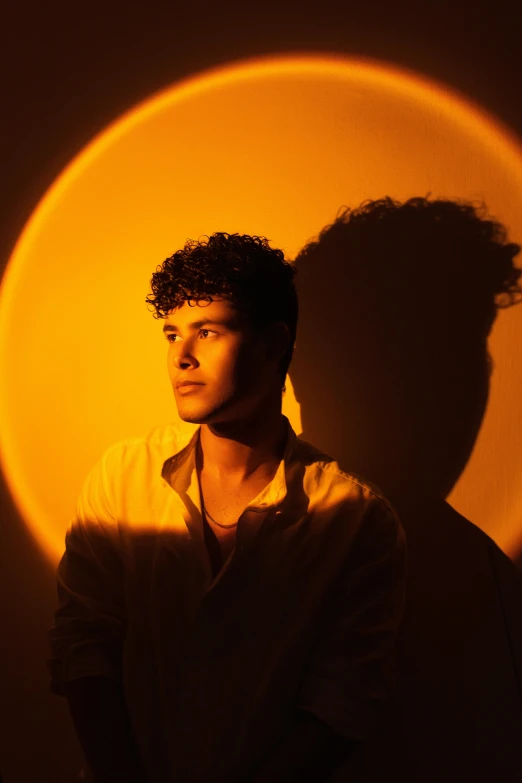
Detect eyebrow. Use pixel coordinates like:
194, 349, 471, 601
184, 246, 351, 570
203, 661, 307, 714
162, 319, 234, 333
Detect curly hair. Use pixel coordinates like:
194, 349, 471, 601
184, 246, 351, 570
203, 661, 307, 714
146, 232, 298, 384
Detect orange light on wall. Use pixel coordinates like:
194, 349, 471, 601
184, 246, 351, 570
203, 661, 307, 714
1, 54, 522, 563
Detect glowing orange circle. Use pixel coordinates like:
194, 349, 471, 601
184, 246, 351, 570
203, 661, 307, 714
2, 53, 522, 563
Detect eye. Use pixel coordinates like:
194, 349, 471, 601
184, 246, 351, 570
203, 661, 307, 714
164, 333, 179, 343
199, 329, 217, 339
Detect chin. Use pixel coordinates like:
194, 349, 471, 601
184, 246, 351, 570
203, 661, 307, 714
176, 407, 208, 424
176, 401, 222, 424
177, 398, 242, 426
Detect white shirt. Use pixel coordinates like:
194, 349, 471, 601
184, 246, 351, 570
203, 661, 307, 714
48, 418, 406, 782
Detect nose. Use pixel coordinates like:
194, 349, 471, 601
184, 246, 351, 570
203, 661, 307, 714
173, 342, 199, 371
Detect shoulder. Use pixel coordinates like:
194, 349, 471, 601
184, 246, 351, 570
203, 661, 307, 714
294, 434, 401, 526
74, 422, 198, 528
296, 437, 397, 517
95, 421, 195, 476
290, 437, 406, 581
77, 422, 196, 517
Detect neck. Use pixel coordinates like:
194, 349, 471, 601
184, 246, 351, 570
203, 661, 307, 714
198, 393, 287, 483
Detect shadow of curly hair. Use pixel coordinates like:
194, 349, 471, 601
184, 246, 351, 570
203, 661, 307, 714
296, 195, 522, 314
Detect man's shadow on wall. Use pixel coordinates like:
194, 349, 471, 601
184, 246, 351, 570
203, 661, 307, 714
290, 197, 522, 782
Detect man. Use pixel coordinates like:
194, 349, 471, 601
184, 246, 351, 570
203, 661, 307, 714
48, 232, 406, 783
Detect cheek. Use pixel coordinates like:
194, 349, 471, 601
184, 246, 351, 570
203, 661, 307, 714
167, 350, 176, 380
206, 342, 242, 383
235, 342, 266, 385
213, 343, 253, 386
205, 337, 264, 389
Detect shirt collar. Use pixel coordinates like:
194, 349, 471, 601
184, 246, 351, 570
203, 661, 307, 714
161, 416, 297, 510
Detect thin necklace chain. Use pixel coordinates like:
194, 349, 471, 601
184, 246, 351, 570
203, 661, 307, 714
197, 443, 239, 528
197, 417, 288, 530
202, 503, 239, 529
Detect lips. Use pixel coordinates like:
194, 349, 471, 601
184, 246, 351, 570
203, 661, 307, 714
176, 380, 205, 389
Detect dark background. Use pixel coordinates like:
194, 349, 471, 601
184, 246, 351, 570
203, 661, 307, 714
1, 1, 522, 781
2, 0, 522, 272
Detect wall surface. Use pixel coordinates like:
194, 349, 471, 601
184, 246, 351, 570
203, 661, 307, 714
1, 2, 522, 781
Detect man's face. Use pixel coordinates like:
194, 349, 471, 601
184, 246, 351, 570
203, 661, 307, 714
164, 298, 276, 424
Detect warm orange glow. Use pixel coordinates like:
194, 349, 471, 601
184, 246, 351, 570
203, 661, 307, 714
2, 53, 522, 563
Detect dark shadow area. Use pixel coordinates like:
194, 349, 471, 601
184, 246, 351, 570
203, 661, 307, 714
0, 472, 85, 782
291, 197, 522, 781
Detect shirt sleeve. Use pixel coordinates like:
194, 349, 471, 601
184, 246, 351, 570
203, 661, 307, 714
47, 448, 127, 696
298, 498, 407, 742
